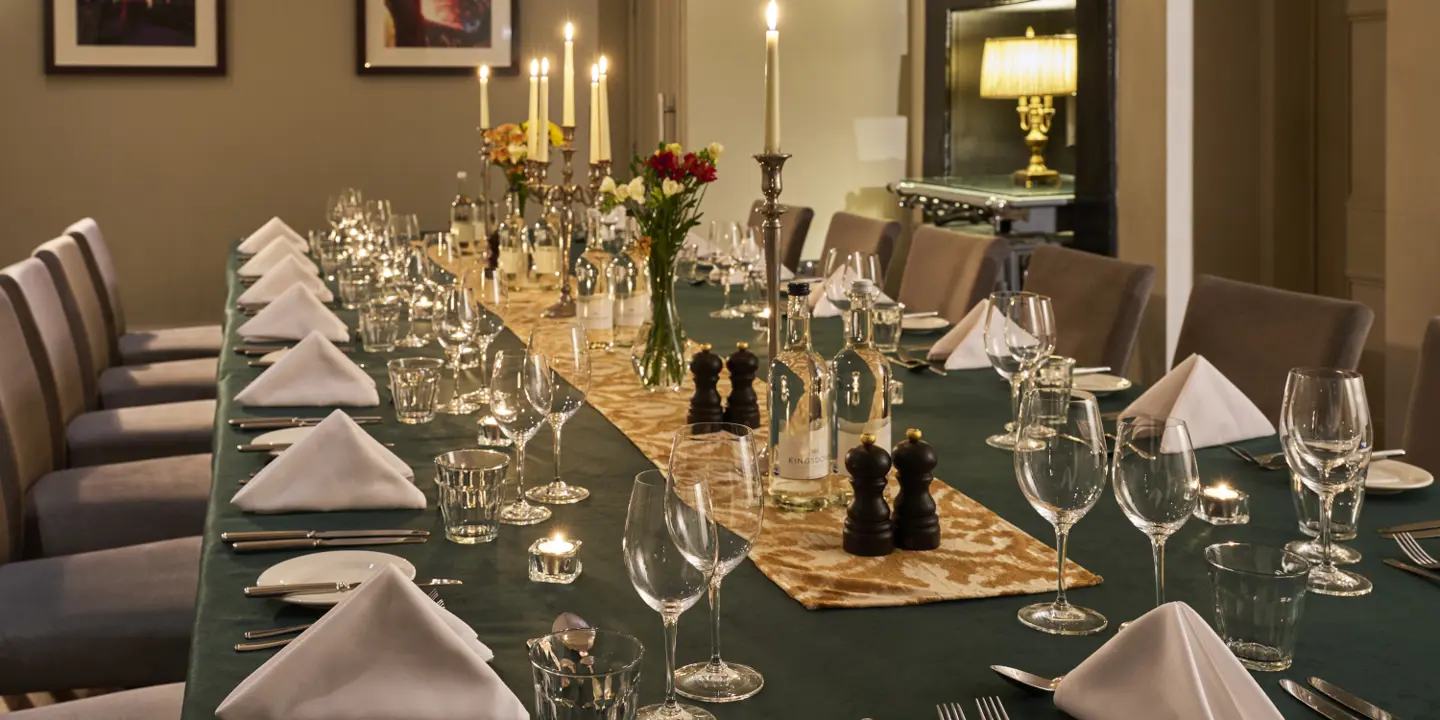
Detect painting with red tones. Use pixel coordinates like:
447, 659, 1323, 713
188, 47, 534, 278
358, 0, 517, 75
46, 0, 225, 74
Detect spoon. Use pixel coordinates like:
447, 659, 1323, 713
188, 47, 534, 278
991, 665, 1064, 692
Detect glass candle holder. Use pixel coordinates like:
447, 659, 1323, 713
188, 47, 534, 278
1195, 482, 1250, 525
528, 535, 583, 584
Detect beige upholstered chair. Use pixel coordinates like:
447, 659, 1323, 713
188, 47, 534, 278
1173, 274, 1374, 423
1022, 245, 1156, 374
66, 218, 222, 364
1, 258, 215, 468
1403, 317, 1440, 476
7, 684, 183, 719
897, 226, 1005, 323
820, 212, 902, 276
747, 201, 816, 272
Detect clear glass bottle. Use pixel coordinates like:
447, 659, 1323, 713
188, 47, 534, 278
530, 192, 564, 291
611, 220, 649, 348
450, 171, 477, 255
496, 190, 530, 292
574, 210, 615, 351
769, 282, 833, 511
831, 279, 893, 472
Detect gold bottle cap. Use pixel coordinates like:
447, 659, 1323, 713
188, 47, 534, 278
737, 341, 749, 350
860, 433, 876, 446
907, 428, 923, 441
700, 343, 712, 352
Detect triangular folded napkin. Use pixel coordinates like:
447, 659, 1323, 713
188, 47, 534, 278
1055, 602, 1283, 720
238, 216, 307, 254
235, 331, 377, 407
927, 299, 993, 370
216, 565, 526, 720
238, 239, 319, 278
232, 411, 421, 513
1119, 354, 1275, 449
238, 285, 350, 342
237, 255, 333, 305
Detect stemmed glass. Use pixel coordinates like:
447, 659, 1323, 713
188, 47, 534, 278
984, 291, 1056, 450
1112, 416, 1200, 615
434, 276, 481, 415
1013, 387, 1109, 635
463, 269, 508, 404
525, 322, 593, 504
732, 230, 764, 314
1280, 367, 1373, 596
708, 224, 742, 319
491, 350, 553, 526
394, 246, 433, 349
625, 469, 717, 720
668, 423, 766, 703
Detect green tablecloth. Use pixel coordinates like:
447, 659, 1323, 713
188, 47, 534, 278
183, 251, 1440, 719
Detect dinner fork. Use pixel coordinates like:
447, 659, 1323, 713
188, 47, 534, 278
975, 696, 1011, 720
1394, 532, 1440, 568
936, 702, 967, 720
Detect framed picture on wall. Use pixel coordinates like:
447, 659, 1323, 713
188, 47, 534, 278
356, 0, 519, 75
45, 0, 227, 75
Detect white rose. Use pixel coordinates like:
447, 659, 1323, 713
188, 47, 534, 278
706, 142, 724, 160
599, 176, 618, 194
612, 182, 630, 202
662, 179, 683, 197
627, 177, 646, 200
507, 143, 527, 159
665, 143, 684, 156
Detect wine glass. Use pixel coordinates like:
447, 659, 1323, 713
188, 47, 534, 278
708, 224, 742, 319
388, 213, 421, 255
524, 322, 592, 504
1112, 416, 1200, 615
984, 291, 1056, 450
394, 246, 433, 349
434, 277, 481, 415
667, 423, 766, 703
624, 469, 716, 720
491, 350, 553, 526
732, 229, 763, 313
461, 269, 508, 403
1281, 367, 1373, 596
1013, 387, 1109, 635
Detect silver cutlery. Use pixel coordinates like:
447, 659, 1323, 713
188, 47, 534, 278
1223, 445, 1287, 471
1371, 449, 1407, 461
1385, 527, 1440, 540
1308, 677, 1397, 720
975, 697, 1011, 720
936, 702, 967, 720
230, 536, 428, 553
222, 529, 428, 543
904, 311, 939, 320
1392, 533, 1439, 567
244, 577, 462, 598
229, 416, 383, 430
991, 664, 1062, 692
233, 344, 354, 356
1378, 517, 1440, 535
237, 441, 395, 452
235, 589, 445, 651
1281, 679, 1363, 720
1383, 558, 1440, 583
243, 622, 311, 640
894, 348, 946, 376
1073, 366, 1111, 376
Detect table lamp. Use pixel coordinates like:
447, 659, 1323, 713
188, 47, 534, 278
979, 27, 1077, 188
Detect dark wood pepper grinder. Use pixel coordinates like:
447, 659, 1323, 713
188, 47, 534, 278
892, 428, 941, 551
687, 343, 725, 424
843, 433, 895, 557
722, 341, 761, 429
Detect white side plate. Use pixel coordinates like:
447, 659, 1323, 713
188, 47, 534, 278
256, 551, 417, 608
1365, 459, 1434, 493
1073, 373, 1132, 395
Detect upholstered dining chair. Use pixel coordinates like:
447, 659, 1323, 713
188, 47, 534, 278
820, 212, 902, 277
0, 258, 216, 468
33, 235, 216, 408
6, 684, 183, 719
1173, 274, 1374, 423
66, 218, 222, 364
747, 200, 816, 272
1022, 245, 1157, 375
897, 225, 1006, 323
1403, 317, 1440, 476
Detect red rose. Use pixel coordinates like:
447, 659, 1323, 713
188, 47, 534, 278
684, 153, 717, 183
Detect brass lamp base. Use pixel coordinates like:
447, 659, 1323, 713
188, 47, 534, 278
1010, 95, 1063, 189
1012, 166, 1060, 189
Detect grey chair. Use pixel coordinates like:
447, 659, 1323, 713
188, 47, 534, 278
0, 258, 215, 469
820, 212, 902, 276
33, 235, 215, 409
747, 200, 816, 272
897, 226, 1006, 323
1403, 317, 1440, 477
66, 218, 222, 364
1173, 274, 1374, 423
7, 684, 183, 719
1022, 245, 1157, 375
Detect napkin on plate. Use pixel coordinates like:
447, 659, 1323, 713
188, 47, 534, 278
235, 331, 377, 407
238, 239, 319, 278
1119, 354, 1274, 449
216, 565, 525, 720
232, 410, 421, 512
238, 285, 350, 342
927, 299, 993, 370
238, 216, 307, 254
237, 255, 333, 305
1054, 602, 1282, 720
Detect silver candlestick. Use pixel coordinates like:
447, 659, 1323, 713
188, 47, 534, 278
477, 127, 496, 230
754, 153, 791, 364
541, 126, 587, 319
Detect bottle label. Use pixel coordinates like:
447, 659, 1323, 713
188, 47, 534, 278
576, 295, 614, 331
532, 246, 563, 275
775, 427, 830, 480
498, 248, 528, 276
450, 222, 476, 248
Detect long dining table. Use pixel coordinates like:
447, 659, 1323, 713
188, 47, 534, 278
181, 244, 1440, 719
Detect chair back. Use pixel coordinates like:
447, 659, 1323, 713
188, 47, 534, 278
0, 289, 60, 564
897, 226, 1004, 323
820, 212, 901, 277
748, 201, 816, 272
1403, 317, 1440, 476
0, 258, 93, 427
66, 217, 125, 339
1022, 245, 1156, 375
33, 235, 113, 379
1173, 274, 1374, 423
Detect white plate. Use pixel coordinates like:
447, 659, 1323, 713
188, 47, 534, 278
255, 348, 290, 366
902, 316, 950, 333
253, 426, 317, 456
1365, 459, 1433, 493
1073, 373, 1133, 395
256, 551, 416, 607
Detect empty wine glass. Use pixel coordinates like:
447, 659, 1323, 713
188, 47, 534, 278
434, 277, 481, 415
1013, 387, 1108, 635
624, 470, 716, 720
463, 269, 508, 404
985, 292, 1056, 450
525, 322, 592, 504
491, 350, 553, 526
1113, 416, 1200, 614
1281, 367, 1373, 596
709, 223, 742, 319
732, 230, 764, 313
394, 247, 433, 349
668, 423, 766, 703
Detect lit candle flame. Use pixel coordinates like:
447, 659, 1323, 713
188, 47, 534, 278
766, 1, 778, 31
598, 55, 608, 75
530, 58, 539, 77
1204, 483, 1240, 500
477, 65, 489, 81
565, 22, 574, 41
592, 64, 600, 82
541, 57, 550, 76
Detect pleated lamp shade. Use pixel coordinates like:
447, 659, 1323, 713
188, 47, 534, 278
979, 27, 1078, 99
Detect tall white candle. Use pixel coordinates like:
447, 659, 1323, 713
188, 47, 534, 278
528, 59, 540, 159
477, 66, 490, 130
539, 57, 551, 163
764, 2, 781, 154
598, 55, 611, 161
563, 23, 576, 128
589, 64, 600, 163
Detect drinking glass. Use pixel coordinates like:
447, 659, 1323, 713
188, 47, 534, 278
530, 628, 645, 720
387, 357, 443, 424
358, 296, 403, 352
434, 278, 481, 415
821, 250, 882, 324
389, 213, 421, 249
708, 224, 742, 319
336, 265, 373, 310
491, 350, 553, 526
316, 231, 348, 283
1280, 367, 1373, 596
1012, 388, 1109, 635
678, 243, 702, 285
623, 470, 716, 720
525, 323, 593, 504
461, 269, 508, 402
732, 230, 763, 313
1288, 475, 1363, 565
1112, 416, 1201, 613
872, 301, 904, 354
434, 449, 509, 544
1205, 543, 1310, 671
668, 423, 765, 703
394, 246, 434, 348
984, 291, 1056, 450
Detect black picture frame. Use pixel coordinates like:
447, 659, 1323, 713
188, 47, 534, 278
355, 0, 521, 76
44, 0, 227, 76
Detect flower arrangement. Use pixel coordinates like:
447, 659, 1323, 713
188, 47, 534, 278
485, 120, 563, 213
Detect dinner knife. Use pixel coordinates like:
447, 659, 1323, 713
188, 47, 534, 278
230, 417, 383, 430
221, 529, 429, 542
1383, 558, 1440, 582
244, 578, 463, 598
1382, 527, 1440, 540
1074, 366, 1112, 376
1377, 518, 1440, 535
237, 441, 394, 452
230, 536, 428, 553
1281, 679, 1361, 720
1308, 677, 1396, 720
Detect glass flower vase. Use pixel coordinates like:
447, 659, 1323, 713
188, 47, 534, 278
630, 238, 686, 392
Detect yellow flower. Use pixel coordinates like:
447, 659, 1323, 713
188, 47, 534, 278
664, 143, 683, 156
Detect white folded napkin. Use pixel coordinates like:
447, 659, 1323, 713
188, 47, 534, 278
232, 411, 421, 512
927, 299, 992, 370
238, 216, 307, 254
1120, 354, 1275, 449
237, 255, 333, 305
235, 331, 378, 407
238, 240, 319, 278
812, 269, 893, 318
216, 565, 526, 720
238, 285, 350, 342
1055, 602, 1282, 720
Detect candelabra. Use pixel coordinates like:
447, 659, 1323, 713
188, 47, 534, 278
539, 126, 582, 317
754, 153, 791, 363
477, 127, 496, 232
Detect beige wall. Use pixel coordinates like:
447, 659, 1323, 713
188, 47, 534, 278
0, 0, 606, 329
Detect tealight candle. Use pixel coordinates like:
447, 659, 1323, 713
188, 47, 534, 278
528, 535, 583, 583
1195, 482, 1250, 526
